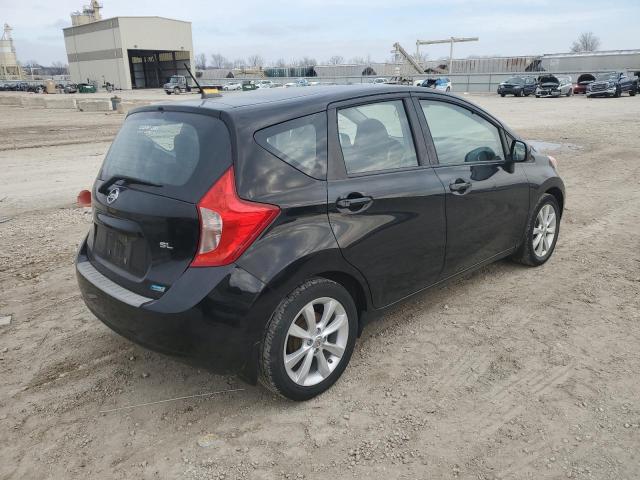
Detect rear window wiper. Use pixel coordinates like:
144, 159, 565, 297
98, 175, 162, 194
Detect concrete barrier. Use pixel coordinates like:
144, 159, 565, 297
20, 96, 46, 107
0, 96, 22, 106
76, 99, 111, 112
44, 97, 77, 109
116, 101, 151, 114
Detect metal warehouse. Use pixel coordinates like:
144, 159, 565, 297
63, 4, 193, 90
540, 50, 640, 74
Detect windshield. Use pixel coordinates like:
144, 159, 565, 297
168, 76, 180, 84
596, 72, 617, 81
505, 77, 524, 84
101, 111, 231, 198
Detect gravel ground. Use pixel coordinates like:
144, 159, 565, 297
0, 92, 639, 480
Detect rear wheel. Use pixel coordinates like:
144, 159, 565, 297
512, 194, 560, 266
173, 87, 180, 95
260, 278, 357, 401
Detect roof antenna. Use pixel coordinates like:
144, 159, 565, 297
183, 62, 221, 98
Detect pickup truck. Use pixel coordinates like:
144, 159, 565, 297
586, 71, 637, 98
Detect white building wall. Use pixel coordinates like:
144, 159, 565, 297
64, 16, 193, 89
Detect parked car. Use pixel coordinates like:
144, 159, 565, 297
76, 85, 565, 401
586, 71, 637, 98
535, 75, 573, 98
372, 78, 388, 84
222, 82, 242, 91
572, 73, 595, 94
419, 77, 452, 92
242, 80, 258, 91
256, 80, 275, 89
498, 76, 537, 97
164, 75, 192, 95
284, 78, 310, 88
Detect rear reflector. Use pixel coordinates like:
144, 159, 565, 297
191, 168, 279, 267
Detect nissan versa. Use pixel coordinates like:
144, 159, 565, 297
76, 86, 564, 401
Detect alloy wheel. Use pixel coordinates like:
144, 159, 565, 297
533, 204, 557, 257
283, 297, 349, 387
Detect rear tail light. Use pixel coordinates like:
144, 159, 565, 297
191, 167, 279, 267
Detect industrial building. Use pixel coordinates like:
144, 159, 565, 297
0, 23, 23, 80
63, 1, 193, 89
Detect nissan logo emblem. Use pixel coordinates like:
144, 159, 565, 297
106, 187, 120, 205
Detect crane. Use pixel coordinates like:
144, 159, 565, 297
415, 37, 479, 73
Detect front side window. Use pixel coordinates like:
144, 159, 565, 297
420, 100, 504, 165
255, 112, 327, 179
337, 100, 418, 174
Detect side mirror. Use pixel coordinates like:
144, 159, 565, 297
509, 140, 528, 162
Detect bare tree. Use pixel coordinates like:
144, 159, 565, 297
50, 61, 68, 75
349, 56, 366, 65
247, 54, 264, 68
233, 58, 247, 69
297, 56, 317, 67
328, 55, 344, 65
274, 58, 287, 68
195, 53, 207, 70
570, 32, 600, 53
210, 53, 229, 69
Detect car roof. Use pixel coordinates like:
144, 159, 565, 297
132, 84, 504, 131
155, 85, 420, 112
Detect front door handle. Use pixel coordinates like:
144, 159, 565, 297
336, 194, 373, 212
449, 179, 472, 193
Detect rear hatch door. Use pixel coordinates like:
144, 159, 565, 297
86, 108, 232, 299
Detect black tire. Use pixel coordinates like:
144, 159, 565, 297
511, 194, 561, 267
614, 88, 621, 98
165, 91, 171, 95
500, 93, 506, 97
259, 278, 358, 401
629, 89, 636, 97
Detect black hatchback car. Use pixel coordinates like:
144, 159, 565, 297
76, 85, 564, 400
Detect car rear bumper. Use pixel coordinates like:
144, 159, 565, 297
76, 240, 270, 381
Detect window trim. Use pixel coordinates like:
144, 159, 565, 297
411, 94, 508, 168
327, 94, 431, 180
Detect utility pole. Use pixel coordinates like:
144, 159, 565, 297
416, 36, 479, 73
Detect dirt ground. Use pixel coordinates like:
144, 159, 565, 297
1, 91, 639, 480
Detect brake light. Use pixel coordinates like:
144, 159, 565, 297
191, 168, 279, 267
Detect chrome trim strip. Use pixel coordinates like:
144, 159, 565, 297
77, 261, 152, 308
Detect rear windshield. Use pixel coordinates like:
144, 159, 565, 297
100, 111, 231, 201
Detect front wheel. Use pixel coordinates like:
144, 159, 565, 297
500, 93, 506, 97
260, 278, 358, 401
512, 194, 560, 266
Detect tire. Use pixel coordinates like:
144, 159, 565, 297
446, 87, 451, 92
259, 278, 358, 401
173, 87, 180, 95
517, 90, 523, 97
566, 88, 573, 97
630, 89, 636, 97
614, 88, 621, 98
165, 91, 171, 95
500, 93, 505, 97
535, 95, 540, 98
511, 194, 560, 267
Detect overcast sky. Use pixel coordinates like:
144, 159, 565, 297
3, 0, 639, 66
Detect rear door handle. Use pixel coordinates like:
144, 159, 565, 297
449, 180, 472, 193
336, 195, 373, 212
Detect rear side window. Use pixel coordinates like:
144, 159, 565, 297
255, 113, 327, 179
337, 100, 418, 174
101, 111, 231, 199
